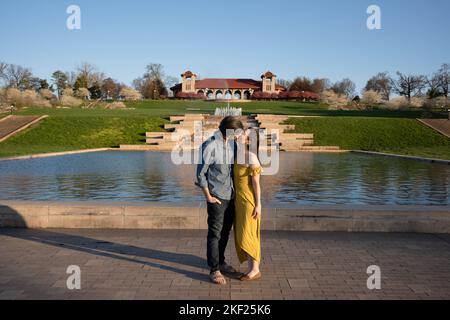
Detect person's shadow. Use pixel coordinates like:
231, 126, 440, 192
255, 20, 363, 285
0, 205, 211, 282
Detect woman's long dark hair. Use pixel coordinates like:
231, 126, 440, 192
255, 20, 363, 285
247, 128, 261, 165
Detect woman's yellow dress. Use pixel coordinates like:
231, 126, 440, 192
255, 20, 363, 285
233, 164, 262, 263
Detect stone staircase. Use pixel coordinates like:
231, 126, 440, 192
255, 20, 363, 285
256, 114, 341, 152
120, 114, 341, 152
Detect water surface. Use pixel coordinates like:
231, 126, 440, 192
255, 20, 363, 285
0, 151, 449, 206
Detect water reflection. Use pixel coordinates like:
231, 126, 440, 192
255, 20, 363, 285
0, 151, 449, 205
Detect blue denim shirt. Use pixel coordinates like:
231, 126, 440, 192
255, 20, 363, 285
195, 131, 235, 200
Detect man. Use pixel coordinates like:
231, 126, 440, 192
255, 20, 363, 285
195, 116, 244, 285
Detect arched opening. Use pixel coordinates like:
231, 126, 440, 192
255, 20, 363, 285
243, 90, 250, 100
215, 90, 223, 100
206, 90, 214, 100
233, 90, 241, 100
224, 90, 232, 100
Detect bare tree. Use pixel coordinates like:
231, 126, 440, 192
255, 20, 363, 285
436, 63, 449, 98
276, 78, 291, 90
0, 62, 7, 84
289, 77, 314, 92
426, 74, 443, 99
164, 76, 179, 97
391, 72, 426, 102
75, 62, 104, 88
331, 78, 356, 98
133, 63, 168, 99
3, 64, 33, 89
0, 62, 6, 73
145, 63, 165, 81
311, 78, 330, 94
365, 72, 392, 100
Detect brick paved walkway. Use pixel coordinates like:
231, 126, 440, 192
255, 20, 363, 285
418, 119, 450, 138
0, 229, 450, 300
0, 115, 45, 142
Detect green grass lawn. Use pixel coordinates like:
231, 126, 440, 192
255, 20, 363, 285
126, 100, 446, 118
287, 117, 450, 160
0, 111, 166, 158
0, 100, 448, 159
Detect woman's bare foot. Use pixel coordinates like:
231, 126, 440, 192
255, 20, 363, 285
210, 271, 227, 285
240, 270, 261, 281
246, 269, 260, 278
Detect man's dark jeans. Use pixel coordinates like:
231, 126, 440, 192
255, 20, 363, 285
206, 197, 235, 273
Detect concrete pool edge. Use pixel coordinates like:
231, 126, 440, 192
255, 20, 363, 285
351, 150, 450, 165
1, 148, 449, 163
0, 148, 114, 161
1, 201, 449, 234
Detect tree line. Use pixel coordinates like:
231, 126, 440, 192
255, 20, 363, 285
1, 60, 449, 109
0, 62, 176, 103
277, 63, 449, 103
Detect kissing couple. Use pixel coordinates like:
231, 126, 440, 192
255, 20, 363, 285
195, 116, 262, 285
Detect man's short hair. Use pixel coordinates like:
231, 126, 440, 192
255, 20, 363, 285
219, 116, 244, 137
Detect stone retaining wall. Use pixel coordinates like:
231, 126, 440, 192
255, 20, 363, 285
1, 201, 449, 233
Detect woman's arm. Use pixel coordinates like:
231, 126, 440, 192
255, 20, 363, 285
250, 152, 262, 219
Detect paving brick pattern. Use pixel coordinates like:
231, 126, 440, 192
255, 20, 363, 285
0, 115, 43, 140
418, 119, 450, 139
0, 229, 450, 300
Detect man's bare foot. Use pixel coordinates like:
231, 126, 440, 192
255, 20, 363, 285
210, 271, 227, 285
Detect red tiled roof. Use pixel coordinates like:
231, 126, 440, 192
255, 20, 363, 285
195, 79, 261, 89
170, 77, 286, 91
181, 71, 196, 77
261, 71, 275, 78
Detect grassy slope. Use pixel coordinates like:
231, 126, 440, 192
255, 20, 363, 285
0, 100, 448, 159
125, 100, 446, 118
287, 117, 450, 160
0, 109, 166, 157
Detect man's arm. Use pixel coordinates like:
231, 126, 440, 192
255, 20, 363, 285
195, 144, 222, 204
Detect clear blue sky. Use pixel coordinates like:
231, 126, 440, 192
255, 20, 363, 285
0, 0, 449, 92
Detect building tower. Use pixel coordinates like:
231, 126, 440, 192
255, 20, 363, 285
181, 71, 197, 93
261, 71, 277, 93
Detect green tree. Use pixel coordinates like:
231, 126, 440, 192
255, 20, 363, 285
89, 83, 102, 100
52, 70, 69, 98
74, 75, 88, 91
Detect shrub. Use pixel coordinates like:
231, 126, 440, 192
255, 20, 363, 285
6, 88, 23, 106
385, 96, 409, 110
75, 88, 90, 99
423, 96, 450, 109
105, 101, 127, 109
409, 97, 425, 108
278, 91, 288, 99
120, 87, 142, 101
1, 88, 50, 108
261, 92, 272, 99
361, 90, 382, 105
251, 91, 263, 100
287, 91, 301, 99
320, 90, 349, 109
62, 88, 74, 96
40, 89, 54, 100
176, 92, 188, 99
61, 95, 82, 107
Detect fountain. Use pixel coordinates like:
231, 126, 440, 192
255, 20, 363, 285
214, 106, 242, 117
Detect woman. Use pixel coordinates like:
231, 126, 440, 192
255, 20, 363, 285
234, 128, 262, 281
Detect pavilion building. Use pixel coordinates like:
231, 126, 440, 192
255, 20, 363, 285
170, 71, 286, 100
